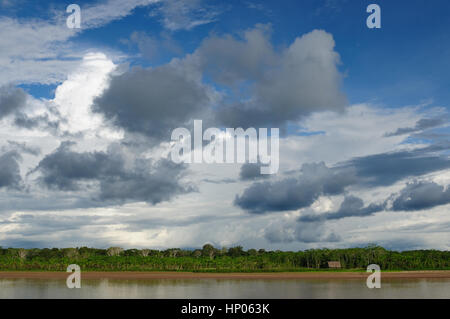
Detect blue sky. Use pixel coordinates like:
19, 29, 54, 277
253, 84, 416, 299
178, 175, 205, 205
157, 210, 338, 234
76, 0, 450, 106
0, 0, 449, 250
12, 0, 450, 105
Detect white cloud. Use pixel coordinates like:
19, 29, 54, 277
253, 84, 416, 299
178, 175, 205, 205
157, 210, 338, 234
3, 94, 448, 250
0, 16, 81, 85
80, 0, 160, 29
0, 0, 160, 86
53, 52, 121, 138
1, 7, 448, 251
280, 103, 428, 171
154, 0, 223, 31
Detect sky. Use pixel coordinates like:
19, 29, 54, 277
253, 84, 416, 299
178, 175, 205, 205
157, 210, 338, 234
0, 0, 449, 251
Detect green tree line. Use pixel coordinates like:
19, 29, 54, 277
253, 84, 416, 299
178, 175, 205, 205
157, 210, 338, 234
0, 245, 448, 272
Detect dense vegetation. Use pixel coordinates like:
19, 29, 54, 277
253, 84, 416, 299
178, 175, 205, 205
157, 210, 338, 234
0, 245, 448, 272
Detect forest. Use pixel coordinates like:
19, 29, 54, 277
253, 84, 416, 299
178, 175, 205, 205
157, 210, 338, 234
0, 245, 448, 272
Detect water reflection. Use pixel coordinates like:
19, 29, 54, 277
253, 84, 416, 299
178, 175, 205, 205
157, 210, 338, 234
0, 278, 448, 299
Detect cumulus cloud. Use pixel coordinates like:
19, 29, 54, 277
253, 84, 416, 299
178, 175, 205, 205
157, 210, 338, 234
296, 180, 450, 222
299, 195, 385, 222
392, 181, 450, 211
236, 144, 450, 215
94, 26, 347, 140
121, 31, 182, 61
93, 64, 212, 144
0, 151, 23, 190
204, 28, 347, 128
235, 162, 356, 214
97, 157, 194, 204
33, 141, 120, 191
341, 145, 450, 187
194, 24, 276, 86
32, 142, 194, 205
115, 25, 347, 131
0, 84, 61, 133
2, 4, 448, 251
0, 85, 27, 118
51, 52, 118, 136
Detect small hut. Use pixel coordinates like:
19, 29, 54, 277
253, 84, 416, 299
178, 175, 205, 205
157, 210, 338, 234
328, 261, 341, 269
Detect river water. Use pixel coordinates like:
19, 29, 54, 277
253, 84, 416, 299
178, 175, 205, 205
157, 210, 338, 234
0, 278, 448, 299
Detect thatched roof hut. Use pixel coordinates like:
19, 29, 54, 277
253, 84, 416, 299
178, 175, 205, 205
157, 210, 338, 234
328, 261, 341, 268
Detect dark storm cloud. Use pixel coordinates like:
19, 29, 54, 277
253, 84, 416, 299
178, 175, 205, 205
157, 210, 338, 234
194, 27, 347, 128
392, 181, 450, 211
341, 146, 450, 187
296, 181, 450, 222
93, 64, 212, 144
234, 162, 356, 214
236, 145, 450, 214
299, 196, 386, 222
385, 118, 447, 137
0, 85, 27, 118
97, 158, 195, 205
33, 142, 194, 205
33, 141, 121, 191
0, 151, 23, 190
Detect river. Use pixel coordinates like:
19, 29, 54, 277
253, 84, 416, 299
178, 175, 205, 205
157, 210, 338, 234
1, 278, 448, 298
